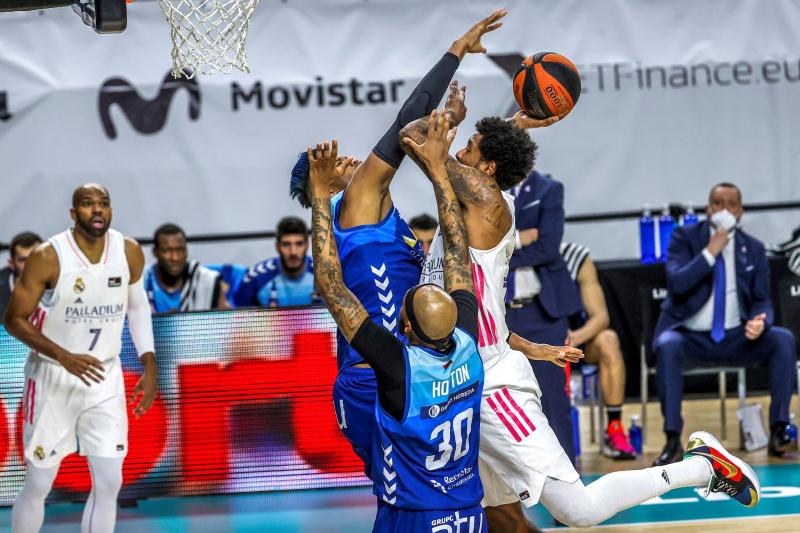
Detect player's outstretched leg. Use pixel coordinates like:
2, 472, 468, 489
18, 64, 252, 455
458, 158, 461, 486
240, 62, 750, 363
11, 462, 60, 533
80, 456, 124, 533
538, 431, 760, 528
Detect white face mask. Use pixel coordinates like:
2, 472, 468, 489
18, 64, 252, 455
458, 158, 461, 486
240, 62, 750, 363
710, 209, 737, 232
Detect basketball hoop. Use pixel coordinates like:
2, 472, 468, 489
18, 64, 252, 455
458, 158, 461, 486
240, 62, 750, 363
157, 0, 261, 79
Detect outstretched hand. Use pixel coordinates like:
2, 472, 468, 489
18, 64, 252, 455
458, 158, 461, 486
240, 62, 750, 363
519, 339, 583, 368
453, 8, 507, 57
402, 110, 456, 177
307, 140, 354, 200
511, 110, 561, 130
444, 80, 468, 127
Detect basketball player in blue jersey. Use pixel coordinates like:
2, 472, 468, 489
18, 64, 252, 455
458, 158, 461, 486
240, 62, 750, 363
288, 9, 506, 477
307, 119, 486, 531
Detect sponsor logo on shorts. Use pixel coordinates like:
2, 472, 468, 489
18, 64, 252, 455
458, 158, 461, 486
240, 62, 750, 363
74, 277, 85, 294
34, 446, 45, 461
108, 277, 122, 288
519, 490, 530, 501
117, 444, 125, 451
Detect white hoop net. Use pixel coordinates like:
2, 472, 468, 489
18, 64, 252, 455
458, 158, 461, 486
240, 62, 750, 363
157, 0, 261, 79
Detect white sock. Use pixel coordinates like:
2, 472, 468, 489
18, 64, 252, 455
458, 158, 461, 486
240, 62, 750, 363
539, 457, 712, 528
81, 456, 124, 533
12, 462, 60, 533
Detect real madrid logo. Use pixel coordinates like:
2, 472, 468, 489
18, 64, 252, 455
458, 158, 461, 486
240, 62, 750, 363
428, 405, 440, 418
34, 446, 45, 461
73, 277, 85, 294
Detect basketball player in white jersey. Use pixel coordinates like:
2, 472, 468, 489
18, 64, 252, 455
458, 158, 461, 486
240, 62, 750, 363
3, 183, 158, 533
402, 107, 761, 530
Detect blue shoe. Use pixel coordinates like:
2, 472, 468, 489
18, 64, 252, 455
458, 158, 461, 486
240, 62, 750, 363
684, 431, 760, 508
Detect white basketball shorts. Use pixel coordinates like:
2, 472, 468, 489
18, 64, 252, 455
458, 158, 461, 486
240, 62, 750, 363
478, 349, 579, 508
22, 353, 128, 468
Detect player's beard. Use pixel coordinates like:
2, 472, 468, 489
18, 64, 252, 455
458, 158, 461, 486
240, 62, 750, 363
280, 255, 305, 277
76, 213, 110, 238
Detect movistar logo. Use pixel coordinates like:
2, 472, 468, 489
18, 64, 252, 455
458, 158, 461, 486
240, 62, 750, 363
98, 71, 201, 139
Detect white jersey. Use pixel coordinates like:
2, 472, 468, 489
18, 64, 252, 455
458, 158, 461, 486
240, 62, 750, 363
420, 192, 516, 369
32, 229, 130, 364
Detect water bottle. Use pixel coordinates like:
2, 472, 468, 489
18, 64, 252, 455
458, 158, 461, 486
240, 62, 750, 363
629, 414, 643, 455
571, 399, 581, 458
787, 414, 798, 449
268, 282, 279, 308
639, 206, 656, 264
658, 204, 674, 263
682, 203, 698, 226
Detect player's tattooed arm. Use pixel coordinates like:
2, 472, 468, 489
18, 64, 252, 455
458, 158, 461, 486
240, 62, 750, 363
307, 141, 369, 342
403, 111, 474, 295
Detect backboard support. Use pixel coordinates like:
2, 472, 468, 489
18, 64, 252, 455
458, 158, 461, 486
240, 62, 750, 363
0, 0, 126, 33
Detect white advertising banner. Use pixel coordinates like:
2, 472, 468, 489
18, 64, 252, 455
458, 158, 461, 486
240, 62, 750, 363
1, 0, 799, 264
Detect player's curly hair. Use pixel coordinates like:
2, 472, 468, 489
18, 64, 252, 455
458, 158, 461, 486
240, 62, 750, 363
475, 117, 537, 190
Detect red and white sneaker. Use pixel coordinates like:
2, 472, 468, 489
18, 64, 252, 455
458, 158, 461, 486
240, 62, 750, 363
684, 431, 761, 508
602, 420, 636, 460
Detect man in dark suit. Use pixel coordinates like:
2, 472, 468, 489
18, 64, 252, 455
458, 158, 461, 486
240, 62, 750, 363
506, 170, 583, 462
653, 182, 797, 465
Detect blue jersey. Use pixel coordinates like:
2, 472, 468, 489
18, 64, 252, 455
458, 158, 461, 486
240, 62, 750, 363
144, 265, 182, 312
332, 191, 424, 368
373, 328, 484, 511
233, 256, 317, 307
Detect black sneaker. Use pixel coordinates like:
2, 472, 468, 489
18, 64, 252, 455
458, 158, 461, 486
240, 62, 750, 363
653, 433, 683, 466
768, 424, 797, 457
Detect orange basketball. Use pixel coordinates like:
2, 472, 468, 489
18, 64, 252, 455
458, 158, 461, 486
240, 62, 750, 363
513, 52, 581, 119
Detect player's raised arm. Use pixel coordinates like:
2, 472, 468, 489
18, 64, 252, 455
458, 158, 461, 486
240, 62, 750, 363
3, 244, 106, 386
339, 9, 506, 228
403, 111, 472, 295
307, 141, 369, 341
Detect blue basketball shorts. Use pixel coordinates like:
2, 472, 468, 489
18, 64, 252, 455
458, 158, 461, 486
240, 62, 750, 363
373, 502, 487, 533
332, 365, 378, 478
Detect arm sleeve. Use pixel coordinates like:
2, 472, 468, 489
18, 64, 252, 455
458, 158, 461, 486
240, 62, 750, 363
350, 319, 407, 420
372, 52, 460, 168
127, 278, 155, 357
451, 290, 479, 341
509, 182, 566, 270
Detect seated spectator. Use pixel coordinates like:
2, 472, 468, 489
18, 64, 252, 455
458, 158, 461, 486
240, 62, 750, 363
561, 242, 636, 460
0, 231, 42, 321
234, 216, 317, 307
144, 223, 230, 313
408, 213, 437, 258
653, 182, 797, 465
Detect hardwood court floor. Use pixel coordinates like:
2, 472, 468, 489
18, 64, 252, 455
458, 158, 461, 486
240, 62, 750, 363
576, 394, 800, 474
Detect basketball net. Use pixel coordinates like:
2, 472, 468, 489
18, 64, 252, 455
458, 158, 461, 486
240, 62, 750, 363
157, 0, 261, 79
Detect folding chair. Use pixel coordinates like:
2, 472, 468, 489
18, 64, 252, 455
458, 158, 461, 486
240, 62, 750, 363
639, 285, 746, 444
